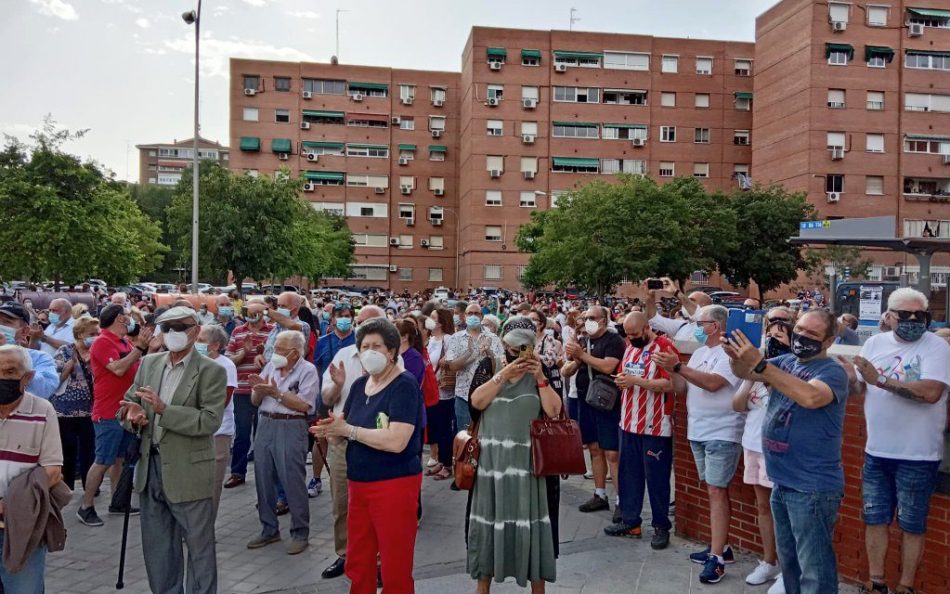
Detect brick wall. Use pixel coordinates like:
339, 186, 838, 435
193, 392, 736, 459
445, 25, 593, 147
672, 368, 950, 593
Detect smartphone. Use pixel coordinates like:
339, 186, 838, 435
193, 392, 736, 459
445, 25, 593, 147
646, 279, 664, 291
518, 344, 535, 359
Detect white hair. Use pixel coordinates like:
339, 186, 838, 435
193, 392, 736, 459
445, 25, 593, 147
888, 287, 928, 311
111, 292, 128, 305
0, 344, 33, 372
698, 304, 729, 328
275, 330, 306, 353
482, 314, 501, 332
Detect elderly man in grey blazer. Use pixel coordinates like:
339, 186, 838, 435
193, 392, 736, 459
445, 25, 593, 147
118, 306, 227, 594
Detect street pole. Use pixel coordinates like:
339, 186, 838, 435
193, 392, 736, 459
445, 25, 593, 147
189, 1, 202, 294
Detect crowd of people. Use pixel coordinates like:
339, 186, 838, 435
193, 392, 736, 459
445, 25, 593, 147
0, 281, 948, 594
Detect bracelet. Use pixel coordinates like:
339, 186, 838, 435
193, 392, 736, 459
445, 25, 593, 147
537, 380, 549, 389
672, 362, 682, 373
348, 425, 359, 441
137, 346, 147, 355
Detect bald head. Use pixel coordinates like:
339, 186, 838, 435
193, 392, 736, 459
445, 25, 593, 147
623, 311, 653, 344
688, 292, 712, 308
277, 291, 303, 313
49, 298, 72, 320
356, 305, 385, 324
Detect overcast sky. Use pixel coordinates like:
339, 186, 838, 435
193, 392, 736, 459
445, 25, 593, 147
3, 0, 777, 181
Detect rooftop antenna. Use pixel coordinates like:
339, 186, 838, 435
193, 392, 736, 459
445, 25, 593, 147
335, 9, 349, 62
570, 7, 580, 31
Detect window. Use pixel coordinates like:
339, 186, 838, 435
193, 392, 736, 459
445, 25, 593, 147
522, 86, 539, 101
429, 177, 445, 192
245, 169, 259, 178
346, 145, 389, 158
399, 85, 416, 103
429, 116, 446, 131
659, 162, 675, 177
828, 89, 845, 108
351, 234, 388, 247
302, 78, 345, 95
243, 75, 260, 92
551, 157, 599, 173
429, 148, 446, 162
694, 128, 710, 144
397, 235, 413, 249
346, 115, 388, 128
661, 55, 679, 73
148, 150, 157, 157
487, 119, 504, 136
428, 236, 444, 250
905, 52, 950, 72
553, 86, 599, 103
400, 117, 415, 130
696, 57, 713, 75
398, 204, 415, 219
827, 132, 846, 150
487, 85, 504, 101
660, 92, 676, 107
430, 87, 447, 103
695, 93, 710, 108
603, 89, 647, 105
521, 157, 538, 173
157, 175, 181, 185
600, 159, 646, 174
346, 175, 389, 188
660, 126, 676, 142
603, 51, 650, 71
867, 6, 888, 26
484, 265, 502, 281
693, 163, 710, 178
866, 176, 884, 195
867, 91, 885, 111
521, 122, 538, 136
866, 133, 885, 153
553, 52, 601, 68
735, 95, 752, 111
274, 77, 291, 92
148, 177, 157, 184
734, 164, 750, 176
734, 59, 752, 76
398, 175, 415, 190
275, 109, 290, 123
602, 125, 647, 140
429, 268, 443, 282
485, 191, 502, 206
486, 155, 504, 172
303, 143, 344, 157
522, 53, 540, 67
346, 202, 388, 218
826, 175, 844, 193
904, 219, 950, 239
429, 206, 444, 222
348, 82, 388, 98
867, 50, 891, 69
828, 2, 850, 23
349, 266, 387, 281
903, 137, 950, 154
398, 268, 413, 281
243, 108, 259, 122
905, 93, 950, 113
552, 123, 598, 139
733, 130, 750, 145
520, 192, 536, 208
908, 8, 950, 29
485, 226, 502, 241
828, 50, 850, 66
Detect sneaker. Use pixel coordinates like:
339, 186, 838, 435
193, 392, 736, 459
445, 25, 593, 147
578, 494, 609, 513
246, 534, 281, 549
611, 506, 622, 524
603, 522, 642, 538
426, 457, 439, 468
768, 575, 786, 594
108, 505, 140, 516
307, 478, 323, 498
286, 540, 308, 555
746, 560, 781, 585
583, 471, 593, 480
699, 555, 726, 584
76, 506, 104, 527
276, 501, 290, 516
860, 582, 890, 594
689, 544, 735, 565
650, 527, 670, 550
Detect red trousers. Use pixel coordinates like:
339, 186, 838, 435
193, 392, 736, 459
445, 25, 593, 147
346, 473, 422, 594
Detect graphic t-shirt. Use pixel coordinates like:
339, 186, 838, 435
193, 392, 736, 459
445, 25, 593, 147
741, 382, 769, 453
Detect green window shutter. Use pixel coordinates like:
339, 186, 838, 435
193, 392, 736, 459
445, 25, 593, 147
553, 50, 604, 59
908, 8, 950, 18
486, 47, 508, 59
553, 121, 598, 127
348, 82, 389, 92
303, 171, 345, 181
552, 157, 599, 167
905, 134, 950, 142
864, 46, 895, 63
906, 49, 950, 58
346, 144, 388, 150
301, 141, 344, 149
734, 92, 753, 100
428, 145, 447, 153
271, 138, 292, 153
302, 110, 345, 119
397, 144, 417, 151
602, 123, 647, 129
521, 49, 542, 59
825, 43, 854, 59
239, 137, 261, 152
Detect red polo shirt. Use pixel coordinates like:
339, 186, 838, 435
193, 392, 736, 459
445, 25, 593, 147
90, 329, 140, 421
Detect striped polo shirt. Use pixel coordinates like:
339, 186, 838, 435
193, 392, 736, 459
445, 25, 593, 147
0, 393, 63, 500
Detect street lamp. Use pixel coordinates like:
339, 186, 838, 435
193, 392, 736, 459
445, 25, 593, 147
183, 2, 202, 294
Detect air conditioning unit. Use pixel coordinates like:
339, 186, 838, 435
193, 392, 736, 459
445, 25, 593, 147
554, 63, 568, 73
523, 171, 536, 180
420, 239, 429, 248
489, 61, 503, 71
831, 148, 845, 160
883, 266, 900, 278
909, 23, 924, 37
433, 188, 444, 196
303, 183, 315, 192
406, 217, 415, 226
522, 98, 537, 109
402, 97, 414, 105
374, 187, 386, 194
487, 97, 500, 107
244, 88, 257, 96
351, 93, 364, 102
522, 134, 536, 144
943, 154, 950, 165
632, 137, 646, 147
431, 129, 442, 138
431, 218, 443, 226
306, 153, 319, 162
831, 20, 847, 32
489, 169, 502, 178
391, 116, 401, 125
433, 99, 444, 107
389, 265, 398, 272
302, 91, 313, 99
300, 121, 311, 130
400, 185, 412, 195
277, 153, 289, 161
390, 238, 401, 246
398, 157, 409, 166
826, 191, 841, 203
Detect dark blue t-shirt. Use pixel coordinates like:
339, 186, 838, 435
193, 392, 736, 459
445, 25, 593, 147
314, 331, 355, 376
762, 354, 849, 493
344, 371, 424, 482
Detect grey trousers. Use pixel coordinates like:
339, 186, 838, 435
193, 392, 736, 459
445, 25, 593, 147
254, 415, 310, 542
141, 453, 217, 594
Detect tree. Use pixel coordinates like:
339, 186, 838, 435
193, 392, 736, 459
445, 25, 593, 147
806, 245, 873, 288
129, 184, 183, 282
716, 185, 817, 301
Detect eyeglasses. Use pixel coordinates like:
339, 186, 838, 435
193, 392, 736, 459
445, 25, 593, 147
695, 320, 717, 326
890, 309, 929, 322
160, 322, 197, 333
767, 317, 791, 324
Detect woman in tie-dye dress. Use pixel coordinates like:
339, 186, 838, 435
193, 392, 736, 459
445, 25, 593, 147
467, 316, 563, 593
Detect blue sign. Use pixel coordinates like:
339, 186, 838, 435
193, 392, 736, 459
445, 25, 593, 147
799, 220, 832, 230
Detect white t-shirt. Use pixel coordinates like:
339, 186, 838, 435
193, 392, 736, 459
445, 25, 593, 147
741, 382, 769, 453
861, 331, 950, 461
212, 355, 239, 437
685, 344, 743, 443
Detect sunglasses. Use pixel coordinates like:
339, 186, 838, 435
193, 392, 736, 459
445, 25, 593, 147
890, 309, 929, 322
160, 322, 197, 333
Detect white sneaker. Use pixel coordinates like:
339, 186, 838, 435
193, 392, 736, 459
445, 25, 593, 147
426, 457, 438, 468
746, 560, 781, 585
767, 574, 786, 594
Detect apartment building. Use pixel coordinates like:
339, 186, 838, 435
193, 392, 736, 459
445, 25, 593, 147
136, 136, 229, 186
754, 0, 950, 284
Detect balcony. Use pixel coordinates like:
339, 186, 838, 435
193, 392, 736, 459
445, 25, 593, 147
903, 177, 950, 202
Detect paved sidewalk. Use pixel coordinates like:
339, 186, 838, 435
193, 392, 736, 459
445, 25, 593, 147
46, 460, 860, 594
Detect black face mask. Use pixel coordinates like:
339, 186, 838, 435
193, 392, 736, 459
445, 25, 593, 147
790, 332, 824, 360
127, 322, 140, 337
765, 336, 791, 359
628, 335, 649, 349
0, 378, 23, 405
504, 350, 518, 364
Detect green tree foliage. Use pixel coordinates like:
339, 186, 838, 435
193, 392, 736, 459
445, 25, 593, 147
805, 245, 874, 288
0, 118, 167, 286
129, 184, 182, 282
166, 164, 353, 288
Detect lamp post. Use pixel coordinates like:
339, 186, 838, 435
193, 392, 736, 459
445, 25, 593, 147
182, 2, 202, 294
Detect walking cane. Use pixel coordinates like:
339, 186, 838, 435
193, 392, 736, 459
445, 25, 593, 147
116, 427, 143, 590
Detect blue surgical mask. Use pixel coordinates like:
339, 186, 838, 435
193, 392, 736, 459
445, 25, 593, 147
692, 325, 708, 345
194, 343, 209, 356
84, 336, 96, 348
48, 313, 61, 326
453, 315, 462, 327
126, 319, 136, 333
321, 312, 331, 321
218, 307, 233, 318
466, 315, 481, 329
336, 318, 352, 333
277, 307, 292, 318
0, 324, 17, 345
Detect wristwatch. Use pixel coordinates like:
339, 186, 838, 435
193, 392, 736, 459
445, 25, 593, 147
672, 362, 683, 373
875, 374, 888, 388
753, 359, 768, 374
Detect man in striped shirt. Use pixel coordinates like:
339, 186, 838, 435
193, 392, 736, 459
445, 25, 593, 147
604, 312, 677, 550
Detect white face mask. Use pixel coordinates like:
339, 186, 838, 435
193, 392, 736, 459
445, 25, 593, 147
359, 349, 389, 375
163, 330, 190, 353
425, 318, 437, 331
544, 328, 555, 337
584, 319, 600, 335
270, 353, 289, 369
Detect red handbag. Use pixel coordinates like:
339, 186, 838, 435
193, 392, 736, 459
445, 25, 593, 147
420, 351, 440, 408
452, 418, 481, 490
530, 410, 586, 477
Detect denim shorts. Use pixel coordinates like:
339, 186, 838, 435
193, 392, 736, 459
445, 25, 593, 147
862, 453, 940, 534
689, 440, 741, 488
93, 419, 133, 465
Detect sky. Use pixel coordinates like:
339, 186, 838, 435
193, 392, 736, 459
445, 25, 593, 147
2, 0, 777, 182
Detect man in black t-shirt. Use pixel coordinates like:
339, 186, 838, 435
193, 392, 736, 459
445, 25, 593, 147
562, 306, 626, 518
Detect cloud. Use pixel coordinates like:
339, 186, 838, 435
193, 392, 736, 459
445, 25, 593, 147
29, 0, 78, 20
240, 0, 275, 6
163, 34, 314, 78
135, 17, 150, 28
286, 10, 319, 19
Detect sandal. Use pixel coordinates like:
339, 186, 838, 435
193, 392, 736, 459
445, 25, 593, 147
425, 463, 444, 476
432, 467, 453, 480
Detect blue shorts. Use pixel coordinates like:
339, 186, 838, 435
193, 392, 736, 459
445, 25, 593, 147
689, 440, 741, 488
93, 419, 133, 466
862, 453, 940, 534
577, 396, 620, 451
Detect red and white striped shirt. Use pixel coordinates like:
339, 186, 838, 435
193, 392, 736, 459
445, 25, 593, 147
618, 336, 677, 437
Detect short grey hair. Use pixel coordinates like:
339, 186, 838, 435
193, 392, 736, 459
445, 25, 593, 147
275, 330, 306, 353
200, 324, 229, 353
698, 304, 729, 330
356, 318, 401, 362
888, 287, 928, 311
0, 344, 32, 372
482, 314, 501, 332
